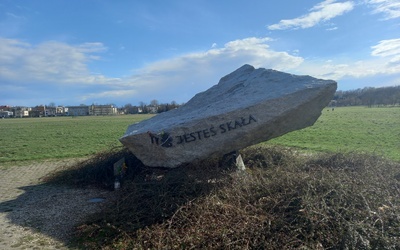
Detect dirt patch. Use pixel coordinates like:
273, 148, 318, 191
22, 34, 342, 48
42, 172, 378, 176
0, 159, 115, 249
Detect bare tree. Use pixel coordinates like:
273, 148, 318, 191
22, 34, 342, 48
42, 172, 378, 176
150, 99, 159, 107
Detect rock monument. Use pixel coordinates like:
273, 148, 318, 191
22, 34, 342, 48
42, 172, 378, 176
120, 64, 337, 168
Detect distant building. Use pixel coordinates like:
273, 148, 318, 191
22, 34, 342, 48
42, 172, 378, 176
0, 110, 13, 118
89, 104, 117, 116
67, 105, 90, 116
56, 106, 67, 116
13, 107, 30, 118
30, 105, 46, 117
45, 106, 57, 117
147, 106, 158, 114
0, 105, 12, 111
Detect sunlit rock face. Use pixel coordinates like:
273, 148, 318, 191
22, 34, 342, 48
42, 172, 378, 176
120, 64, 337, 168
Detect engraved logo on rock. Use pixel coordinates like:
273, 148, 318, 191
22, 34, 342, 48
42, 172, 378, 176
148, 114, 257, 148
147, 131, 173, 148
175, 114, 257, 145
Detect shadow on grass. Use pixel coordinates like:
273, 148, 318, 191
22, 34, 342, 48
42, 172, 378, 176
43, 147, 144, 190
0, 183, 114, 245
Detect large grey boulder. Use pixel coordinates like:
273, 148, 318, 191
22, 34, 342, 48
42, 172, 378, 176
120, 64, 337, 168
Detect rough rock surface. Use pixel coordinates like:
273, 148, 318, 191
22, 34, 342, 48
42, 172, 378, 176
120, 64, 337, 168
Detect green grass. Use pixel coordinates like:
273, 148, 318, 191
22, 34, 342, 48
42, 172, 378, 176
266, 106, 400, 161
0, 114, 153, 163
1, 107, 399, 164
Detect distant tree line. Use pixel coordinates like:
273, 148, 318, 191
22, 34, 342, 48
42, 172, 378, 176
123, 100, 182, 114
333, 86, 400, 107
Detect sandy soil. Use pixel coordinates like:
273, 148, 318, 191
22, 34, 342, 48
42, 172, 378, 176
0, 159, 115, 249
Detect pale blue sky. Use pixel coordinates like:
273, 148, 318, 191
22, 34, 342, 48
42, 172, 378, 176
1, 0, 399, 106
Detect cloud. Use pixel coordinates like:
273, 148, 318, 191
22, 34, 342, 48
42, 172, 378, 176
303, 60, 384, 79
0, 38, 111, 84
326, 26, 338, 31
371, 38, 400, 57
297, 38, 400, 80
367, 0, 400, 19
80, 89, 138, 103
267, 0, 354, 30
136, 37, 303, 74
119, 37, 304, 101
371, 38, 400, 73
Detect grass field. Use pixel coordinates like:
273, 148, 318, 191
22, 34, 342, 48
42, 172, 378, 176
266, 106, 400, 161
1, 106, 399, 164
0, 114, 154, 163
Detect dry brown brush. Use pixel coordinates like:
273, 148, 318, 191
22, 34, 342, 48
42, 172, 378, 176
54, 146, 400, 249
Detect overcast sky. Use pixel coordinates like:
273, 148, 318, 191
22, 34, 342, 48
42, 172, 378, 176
1, 0, 399, 107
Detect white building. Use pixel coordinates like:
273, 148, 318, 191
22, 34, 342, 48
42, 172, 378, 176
67, 106, 90, 116
13, 107, 30, 118
89, 105, 118, 116
0, 111, 13, 118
